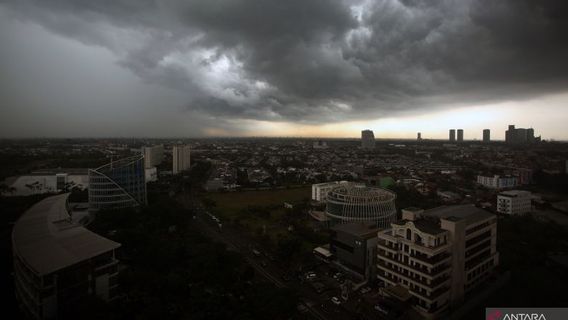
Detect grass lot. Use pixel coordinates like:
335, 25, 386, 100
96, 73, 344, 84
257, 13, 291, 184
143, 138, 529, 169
201, 186, 328, 260
203, 186, 311, 218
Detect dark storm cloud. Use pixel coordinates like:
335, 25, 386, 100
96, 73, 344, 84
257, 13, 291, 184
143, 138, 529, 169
2, 0, 568, 123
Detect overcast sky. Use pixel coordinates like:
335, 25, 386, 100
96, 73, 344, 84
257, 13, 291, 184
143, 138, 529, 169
1, 0, 567, 140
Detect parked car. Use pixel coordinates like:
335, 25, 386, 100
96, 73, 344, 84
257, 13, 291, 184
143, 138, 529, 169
331, 297, 342, 305
360, 286, 372, 294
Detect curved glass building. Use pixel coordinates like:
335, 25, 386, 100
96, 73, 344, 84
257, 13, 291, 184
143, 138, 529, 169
88, 155, 147, 211
326, 183, 397, 228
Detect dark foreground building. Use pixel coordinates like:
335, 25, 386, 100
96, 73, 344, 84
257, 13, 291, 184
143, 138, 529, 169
12, 194, 120, 319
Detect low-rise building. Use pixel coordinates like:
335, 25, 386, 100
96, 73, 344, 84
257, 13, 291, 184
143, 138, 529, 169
377, 205, 499, 318
311, 181, 348, 202
476, 174, 518, 189
330, 222, 380, 280
497, 190, 532, 215
12, 194, 121, 319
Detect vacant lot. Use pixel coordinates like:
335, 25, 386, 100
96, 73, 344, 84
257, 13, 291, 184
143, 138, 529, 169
201, 186, 327, 256
203, 186, 311, 219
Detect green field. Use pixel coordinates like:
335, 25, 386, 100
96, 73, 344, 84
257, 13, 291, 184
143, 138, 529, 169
203, 186, 311, 219
201, 186, 325, 253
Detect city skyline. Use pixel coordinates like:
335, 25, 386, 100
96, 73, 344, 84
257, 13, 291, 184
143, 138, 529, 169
1, 1, 568, 140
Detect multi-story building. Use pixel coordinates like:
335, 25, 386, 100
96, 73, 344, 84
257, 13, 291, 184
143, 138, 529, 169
377, 206, 499, 318
449, 129, 456, 142
325, 183, 397, 228
12, 194, 121, 319
457, 129, 464, 142
330, 223, 380, 280
505, 125, 540, 144
172, 145, 191, 174
497, 190, 532, 215
483, 129, 490, 142
477, 174, 518, 189
88, 155, 147, 211
361, 130, 376, 149
141, 145, 164, 169
311, 181, 348, 202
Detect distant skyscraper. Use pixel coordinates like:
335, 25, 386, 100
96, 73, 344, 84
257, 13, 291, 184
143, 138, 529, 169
361, 130, 375, 149
505, 125, 539, 144
457, 129, 464, 142
483, 129, 491, 142
417, 132, 422, 140
173, 145, 191, 174
449, 129, 456, 142
142, 145, 164, 169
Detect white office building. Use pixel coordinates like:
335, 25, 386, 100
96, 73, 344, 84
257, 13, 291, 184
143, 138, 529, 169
477, 175, 518, 189
311, 181, 348, 202
172, 145, 191, 174
497, 190, 532, 215
142, 145, 164, 169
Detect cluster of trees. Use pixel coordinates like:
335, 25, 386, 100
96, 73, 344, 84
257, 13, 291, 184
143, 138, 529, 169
87, 195, 298, 320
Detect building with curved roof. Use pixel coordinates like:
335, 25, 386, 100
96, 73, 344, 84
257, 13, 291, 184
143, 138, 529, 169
12, 194, 121, 319
88, 155, 146, 211
325, 183, 397, 228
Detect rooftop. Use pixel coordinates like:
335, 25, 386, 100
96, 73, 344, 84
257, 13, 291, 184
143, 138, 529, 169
12, 194, 120, 276
423, 204, 495, 225
332, 222, 380, 238
499, 190, 532, 197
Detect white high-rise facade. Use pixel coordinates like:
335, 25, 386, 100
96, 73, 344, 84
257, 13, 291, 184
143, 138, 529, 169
173, 145, 191, 174
142, 145, 164, 169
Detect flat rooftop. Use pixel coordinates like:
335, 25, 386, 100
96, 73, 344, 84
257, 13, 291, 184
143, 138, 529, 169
424, 204, 495, 225
12, 194, 120, 276
332, 222, 380, 238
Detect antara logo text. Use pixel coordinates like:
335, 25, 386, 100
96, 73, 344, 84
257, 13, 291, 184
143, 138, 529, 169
487, 310, 547, 320
502, 315, 546, 320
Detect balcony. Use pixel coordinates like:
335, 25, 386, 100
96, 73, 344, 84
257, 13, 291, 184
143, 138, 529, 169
410, 251, 451, 266
410, 285, 450, 302
377, 260, 450, 290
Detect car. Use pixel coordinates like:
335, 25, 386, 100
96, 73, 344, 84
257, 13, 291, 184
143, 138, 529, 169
306, 272, 317, 280
360, 286, 372, 294
260, 261, 268, 267
331, 297, 342, 305
252, 249, 262, 257
374, 303, 391, 315
332, 272, 343, 280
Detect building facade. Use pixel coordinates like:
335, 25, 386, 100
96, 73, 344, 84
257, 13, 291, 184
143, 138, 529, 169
497, 190, 532, 215
330, 223, 380, 280
172, 145, 191, 174
483, 129, 490, 142
505, 125, 539, 144
325, 183, 397, 228
377, 206, 499, 318
88, 155, 147, 211
457, 129, 464, 142
361, 130, 376, 149
477, 175, 518, 189
311, 181, 348, 202
12, 194, 121, 320
449, 129, 456, 142
141, 145, 164, 169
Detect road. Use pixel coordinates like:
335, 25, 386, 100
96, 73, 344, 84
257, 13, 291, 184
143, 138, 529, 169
179, 197, 354, 320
